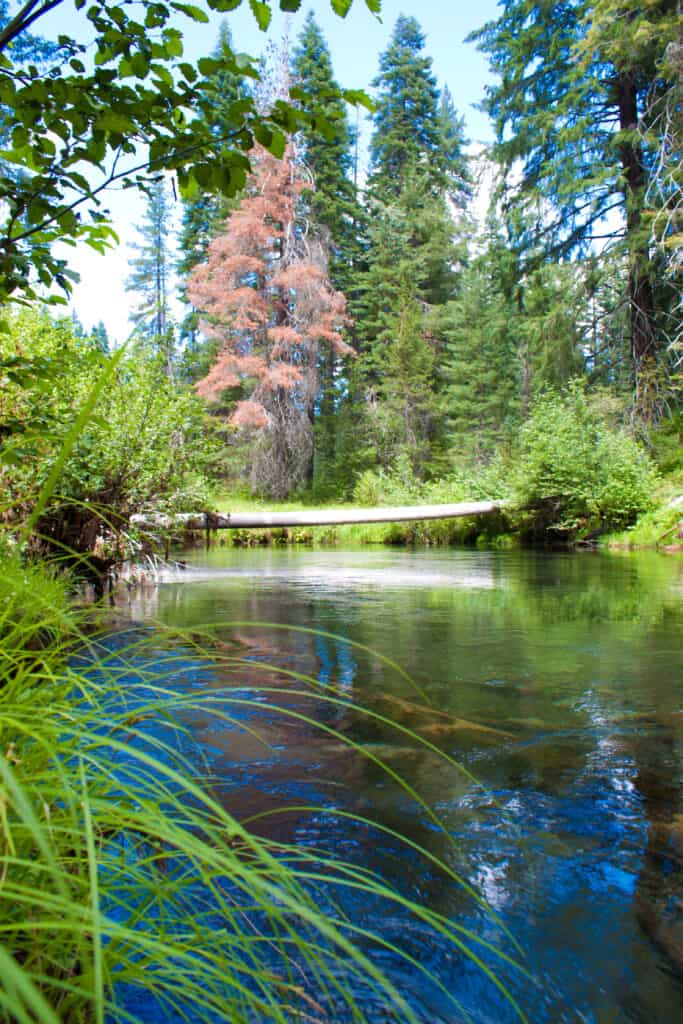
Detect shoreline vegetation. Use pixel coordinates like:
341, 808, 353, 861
185, 481, 682, 556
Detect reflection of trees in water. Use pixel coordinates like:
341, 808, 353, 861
633, 727, 683, 972
114, 549, 683, 1015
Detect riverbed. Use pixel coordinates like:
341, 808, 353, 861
117, 546, 683, 1023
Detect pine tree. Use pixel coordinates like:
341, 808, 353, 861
439, 248, 521, 462
188, 144, 352, 498
126, 178, 175, 375
292, 13, 366, 497
580, 254, 632, 392
355, 172, 461, 476
471, 0, 680, 412
437, 86, 472, 208
373, 278, 440, 476
520, 262, 586, 391
90, 321, 109, 353
358, 172, 460, 364
292, 12, 363, 295
368, 15, 445, 199
177, 22, 250, 375
177, 23, 248, 280
349, 15, 473, 478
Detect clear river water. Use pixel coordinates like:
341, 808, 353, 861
117, 546, 683, 1023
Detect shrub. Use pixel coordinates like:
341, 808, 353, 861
0, 309, 219, 556
512, 385, 658, 540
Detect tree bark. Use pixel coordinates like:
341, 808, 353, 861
616, 73, 658, 381
130, 501, 505, 531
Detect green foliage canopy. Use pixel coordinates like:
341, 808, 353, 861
126, 177, 174, 364
292, 11, 363, 295
0, 0, 378, 303
471, 0, 680, 387
368, 14, 445, 199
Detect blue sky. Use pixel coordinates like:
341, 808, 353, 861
40, 0, 502, 340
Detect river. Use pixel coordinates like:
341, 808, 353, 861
117, 546, 683, 1023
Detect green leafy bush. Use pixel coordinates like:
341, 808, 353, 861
511, 386, 658, 539
0, 309, 219, 555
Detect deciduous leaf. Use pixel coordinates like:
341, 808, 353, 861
207, 0, 242, 10
249, 0, 271, 29
171, 2, 210, 21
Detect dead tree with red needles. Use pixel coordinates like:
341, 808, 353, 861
188, 142, 352, 497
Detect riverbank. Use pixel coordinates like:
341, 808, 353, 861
203, 483, 682, 552
601, 472, 683, 552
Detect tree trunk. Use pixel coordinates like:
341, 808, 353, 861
131, 500, 505, 530
616, 72, 658, 390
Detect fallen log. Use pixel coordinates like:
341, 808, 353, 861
130, 501, 505, 531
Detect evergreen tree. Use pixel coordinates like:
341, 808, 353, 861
177, 22, 250, 375
355, 173, 460, 475
292, 13, 366, 497
520, 262, 586, 392
439, 249, 521, 462
368, 15, 445, 198
126, 178, 175, 376
70, 311, 85, 339
471, 0, 680, 413
177, 23, 248, 281
438, 85, 472, 207
579, 255, 633, 393
373, 278, 440, 476
292, 12, 363, 294
90, 321, 110, 353
358, 171, 460, 369
353, 16, 472, 478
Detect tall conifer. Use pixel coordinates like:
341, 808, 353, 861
292, 12, 363, 295
188, 144, 351, 498
368, 15, 445, 198
177, 23, 249, 375
126, 178, 175, 376
439, 245, 522, 461
471, 0, 680, 413
354, 16, 469, 476
292, 13, 365, 496
438, 85, 472, 207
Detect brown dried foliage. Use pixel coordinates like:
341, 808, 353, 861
187, 143, 353, 496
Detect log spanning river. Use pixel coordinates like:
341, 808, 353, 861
117, 546, 683, 1023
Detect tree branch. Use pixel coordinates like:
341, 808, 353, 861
0, 0, 66, 53
1, 125, 248, 250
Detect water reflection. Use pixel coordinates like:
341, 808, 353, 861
116, 548, 683, 1022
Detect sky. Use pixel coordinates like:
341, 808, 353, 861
39, 0, 502, 342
